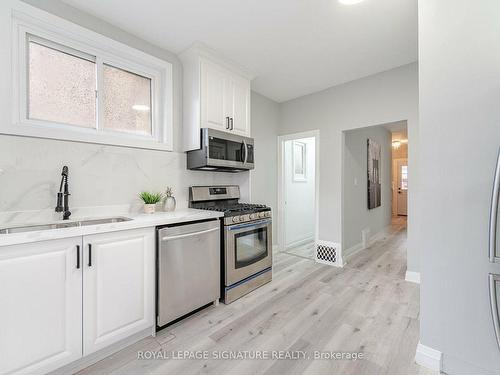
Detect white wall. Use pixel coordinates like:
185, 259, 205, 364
284, 137, 315, 248
419, 1, 500, 373
0, 0, 251, 224
250, 92, 280, 243
342, 126, 392, 252
279, 63, 419, 272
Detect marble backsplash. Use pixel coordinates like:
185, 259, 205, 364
0, 135, 249, 226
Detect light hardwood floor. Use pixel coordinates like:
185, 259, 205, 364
78, 217, 434, 375
284, 240, 315, 259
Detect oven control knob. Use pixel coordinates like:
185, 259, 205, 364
266, 211, 271, 217
259, 212, 265, 218
232, 216, 239, 223
251, 213, 257, 220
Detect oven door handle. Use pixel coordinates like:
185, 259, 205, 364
227, 219, 271, 231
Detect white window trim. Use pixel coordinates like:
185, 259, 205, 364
9, 5, 174, 151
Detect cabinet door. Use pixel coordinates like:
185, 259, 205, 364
231, 76, 251, 136
82, 228, 155, 355
200, 60, 228, 132
0, 237, 82, 375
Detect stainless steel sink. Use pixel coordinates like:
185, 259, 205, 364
0, 217, 132, 234
78, 217, 132, 226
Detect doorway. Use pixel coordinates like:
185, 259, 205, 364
341, 121, 408, 262
391, 129, 408, 217
394, 159, 408, 215
277, 131, 319, 260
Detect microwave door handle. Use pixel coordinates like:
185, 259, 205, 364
490, 148, 500, 262
243, 140, 248, 164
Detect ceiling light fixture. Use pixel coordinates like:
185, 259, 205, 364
392, 139, 408, 149
338, 0, 366, 5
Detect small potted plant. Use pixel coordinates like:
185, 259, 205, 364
139, 191, 163, 214
163, 187, 176, 212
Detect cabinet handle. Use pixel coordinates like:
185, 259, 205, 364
230, 118, 234, 130
88, 244, 92, 267
76, 245, 80, 269
226, 117, 230, 129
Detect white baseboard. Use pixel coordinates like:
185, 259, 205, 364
342, 225, 391, 264
405, 271, 421, 284
342, 242, 364, 263
415, 341, 442, 372
285, 236, 314, 250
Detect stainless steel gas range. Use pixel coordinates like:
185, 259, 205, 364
189, 185, 272, 303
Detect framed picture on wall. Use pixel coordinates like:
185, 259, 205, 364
293, 141, 307, 181
367, 138, 381, 209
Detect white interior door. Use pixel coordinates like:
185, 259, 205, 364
83, 228, 155, 355
396, 159, 408, 216
0, 237, 82, 375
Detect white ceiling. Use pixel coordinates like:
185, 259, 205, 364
61, 0, 418, 103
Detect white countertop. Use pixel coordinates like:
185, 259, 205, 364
0, 208, 224, 247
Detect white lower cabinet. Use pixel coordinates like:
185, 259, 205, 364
82, 228, 155, 355
0, 227, 155, 375
0, 237, 83, 375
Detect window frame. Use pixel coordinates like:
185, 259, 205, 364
10, 7, 173, 151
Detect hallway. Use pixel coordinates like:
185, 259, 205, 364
78, 217, 432, 375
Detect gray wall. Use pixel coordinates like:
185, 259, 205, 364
279, 63, 419, 272
419, 0, 500, 373
250, 92, 280, 243
342, 126, 392, 252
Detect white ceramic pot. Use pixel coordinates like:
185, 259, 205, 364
164, 196, 176, 212
143, 204, 156, 214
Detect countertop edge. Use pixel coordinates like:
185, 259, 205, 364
0, 209, 224, 247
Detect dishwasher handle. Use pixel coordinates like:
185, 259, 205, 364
161, 226, 219, 242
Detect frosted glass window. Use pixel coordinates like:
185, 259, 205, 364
102, 64, 152, 136
28, 40, 96, 128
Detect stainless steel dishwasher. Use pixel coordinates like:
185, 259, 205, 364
157, 219, 220, 327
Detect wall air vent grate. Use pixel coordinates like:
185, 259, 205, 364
315, 240, 343, 267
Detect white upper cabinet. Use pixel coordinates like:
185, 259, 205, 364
82, 228, 155, 356
0, 237, 83, 375
180, 44, 253, 151
231, 76, 251, 136
200, 60, 227, 131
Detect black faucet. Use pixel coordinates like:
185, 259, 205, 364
55, 166, 71, 220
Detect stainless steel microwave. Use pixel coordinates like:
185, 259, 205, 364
187, 128, 254, 172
